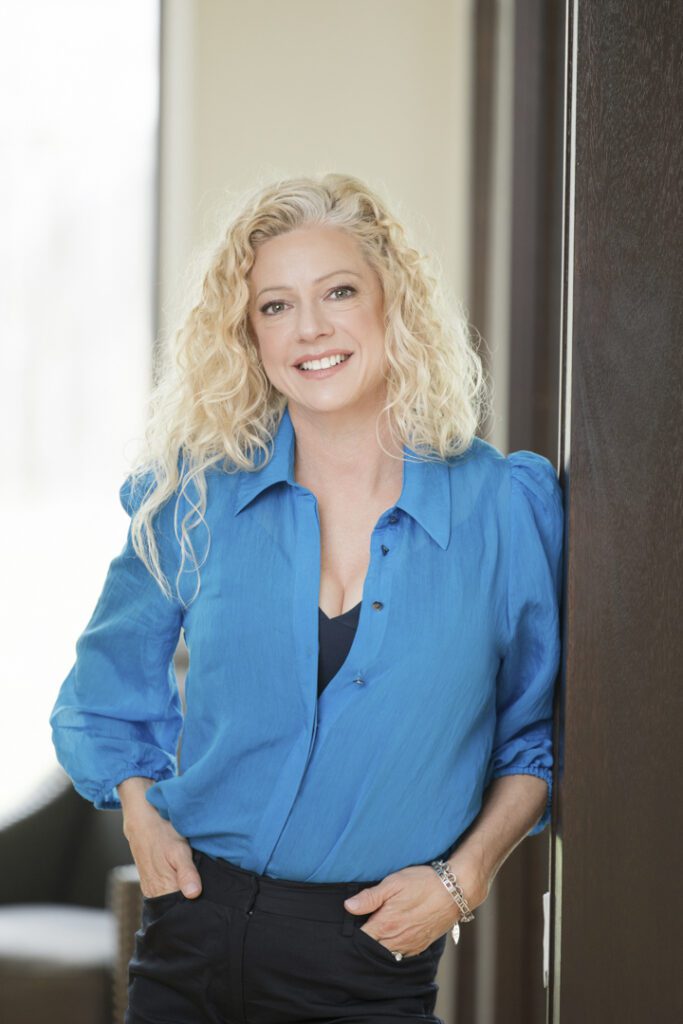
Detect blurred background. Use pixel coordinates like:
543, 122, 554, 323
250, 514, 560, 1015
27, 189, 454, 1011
0, 1, 567, 1022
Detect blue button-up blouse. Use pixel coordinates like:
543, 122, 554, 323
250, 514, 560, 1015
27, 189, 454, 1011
49, 404, 564, 883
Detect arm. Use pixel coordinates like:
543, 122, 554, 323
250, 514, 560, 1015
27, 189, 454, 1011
446, 773, 550, 905
49, 471, 203, 897
49, 472, 184, 810
448, 450, 564, 905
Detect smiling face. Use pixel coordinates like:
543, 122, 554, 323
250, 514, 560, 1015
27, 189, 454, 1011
246, 225, 388, 419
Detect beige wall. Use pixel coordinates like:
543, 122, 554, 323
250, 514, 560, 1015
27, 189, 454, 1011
158, 0, 473, 345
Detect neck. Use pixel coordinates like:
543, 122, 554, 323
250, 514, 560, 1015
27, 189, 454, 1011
287, 401, 404, 498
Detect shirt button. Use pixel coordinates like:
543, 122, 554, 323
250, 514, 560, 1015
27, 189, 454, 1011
388, 513, 399, 524
372, 600, 384, 611
353, 676, 365, 686
381, 544, 389, 555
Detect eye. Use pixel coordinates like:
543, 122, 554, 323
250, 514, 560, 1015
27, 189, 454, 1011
259, 285, 356, 317
259, 300, 287, 316
329, 285, 356, 300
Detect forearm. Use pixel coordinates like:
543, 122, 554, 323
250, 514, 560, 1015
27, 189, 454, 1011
447, 774, 549, 903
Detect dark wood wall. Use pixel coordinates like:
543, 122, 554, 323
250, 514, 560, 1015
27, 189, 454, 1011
553, 1, 682, 1021
467, 1, 681, 1022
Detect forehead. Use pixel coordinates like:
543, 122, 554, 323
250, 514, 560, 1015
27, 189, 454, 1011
248, 225, 365, 282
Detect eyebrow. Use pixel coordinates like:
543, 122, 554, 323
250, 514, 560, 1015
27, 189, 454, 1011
255, 269, 363, 301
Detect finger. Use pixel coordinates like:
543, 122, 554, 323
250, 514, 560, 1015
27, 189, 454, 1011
139, 872, 180, 898
175, 860, 202, 898
344, 883, 386, 913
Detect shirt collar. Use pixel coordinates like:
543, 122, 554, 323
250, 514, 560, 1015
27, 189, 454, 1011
233, 403, 451, 549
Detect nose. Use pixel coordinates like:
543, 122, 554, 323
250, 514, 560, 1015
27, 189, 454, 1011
295, 297, 333, 341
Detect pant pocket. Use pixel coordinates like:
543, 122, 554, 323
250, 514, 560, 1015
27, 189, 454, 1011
141, 889, 183, 916
338, 915, 442, 1018
351, 921, 436, 970
127, 894, 232, 1024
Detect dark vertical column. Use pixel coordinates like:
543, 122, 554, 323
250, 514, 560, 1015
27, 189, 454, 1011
507, 0, 566, 461
553, 2, 682, 1021
466, 3, 568, 1023
458, 2, 498, 1020
492, 4, 568, 1023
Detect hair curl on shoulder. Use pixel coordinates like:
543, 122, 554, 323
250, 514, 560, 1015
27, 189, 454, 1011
124, 172, 491, 606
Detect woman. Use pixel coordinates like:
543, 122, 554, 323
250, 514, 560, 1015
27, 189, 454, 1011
49, 173, 564, 1024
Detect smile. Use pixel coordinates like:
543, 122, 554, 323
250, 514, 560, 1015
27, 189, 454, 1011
295, 353, 352, 377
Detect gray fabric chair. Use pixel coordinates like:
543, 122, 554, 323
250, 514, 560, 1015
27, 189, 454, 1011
0, 766, 133, 1024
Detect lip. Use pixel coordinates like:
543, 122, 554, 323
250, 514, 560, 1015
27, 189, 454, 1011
292, 349, 353, 368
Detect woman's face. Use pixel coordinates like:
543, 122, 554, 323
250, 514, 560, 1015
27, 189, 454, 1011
246, 225, 388, 418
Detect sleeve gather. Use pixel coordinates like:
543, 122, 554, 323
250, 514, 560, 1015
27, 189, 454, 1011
49, 470, 185, 811
485, 450, 564, 836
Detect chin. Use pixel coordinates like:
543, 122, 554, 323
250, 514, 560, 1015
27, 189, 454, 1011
289, 395, 361, 416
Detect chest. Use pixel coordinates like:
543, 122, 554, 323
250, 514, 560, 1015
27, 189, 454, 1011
316, 492, 400, 619
181, 482, 506, 726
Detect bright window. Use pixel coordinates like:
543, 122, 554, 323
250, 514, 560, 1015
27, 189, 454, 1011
0, 1, 160, 820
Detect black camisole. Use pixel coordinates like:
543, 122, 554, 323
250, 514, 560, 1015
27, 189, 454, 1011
317, 601, 362, 697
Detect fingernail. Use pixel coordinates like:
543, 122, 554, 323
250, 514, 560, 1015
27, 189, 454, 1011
345, 895, 361, 908
185, 884, 201, 897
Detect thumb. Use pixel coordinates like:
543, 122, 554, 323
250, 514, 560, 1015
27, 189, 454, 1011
344, 885, 383, 914
177, 862, 202, 899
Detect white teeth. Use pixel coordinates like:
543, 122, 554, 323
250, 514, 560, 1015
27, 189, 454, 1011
298, 353, 350, 371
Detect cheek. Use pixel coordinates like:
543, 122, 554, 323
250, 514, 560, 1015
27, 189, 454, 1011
258, 348, 279, 378
362, 316, 387, 365
251, 329, 278, 367
246, 319, 263, 355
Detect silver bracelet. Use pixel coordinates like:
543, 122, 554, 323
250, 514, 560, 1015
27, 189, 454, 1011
429, 859, 475, 946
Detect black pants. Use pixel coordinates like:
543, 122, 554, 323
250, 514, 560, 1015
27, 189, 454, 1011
125, 846, 448, 1024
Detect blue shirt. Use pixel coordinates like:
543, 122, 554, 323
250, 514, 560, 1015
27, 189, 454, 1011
49, 404, 564, 883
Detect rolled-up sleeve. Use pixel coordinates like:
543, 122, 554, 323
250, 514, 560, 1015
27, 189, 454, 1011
49, 472, 184, 810
485, 450, 564, 836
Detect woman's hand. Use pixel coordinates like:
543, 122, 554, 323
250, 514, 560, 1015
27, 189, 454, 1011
343, 860, 488, 957
119, 776, 202, 900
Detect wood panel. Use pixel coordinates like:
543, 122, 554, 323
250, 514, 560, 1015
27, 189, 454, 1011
553, 1, 683, 1021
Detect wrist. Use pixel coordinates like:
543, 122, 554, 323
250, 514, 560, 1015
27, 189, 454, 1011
444, 850, 490, 911
118, 776, 158, 835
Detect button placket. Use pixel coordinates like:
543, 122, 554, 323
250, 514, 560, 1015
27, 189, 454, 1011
350, 510, 397, 687
316, 509, 396, 729
368, 508, 398, 615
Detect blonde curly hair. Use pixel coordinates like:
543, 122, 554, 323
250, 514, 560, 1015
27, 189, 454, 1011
125, 172, 491, 607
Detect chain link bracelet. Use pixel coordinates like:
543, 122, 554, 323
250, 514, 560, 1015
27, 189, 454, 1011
429, 859, 475, 946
